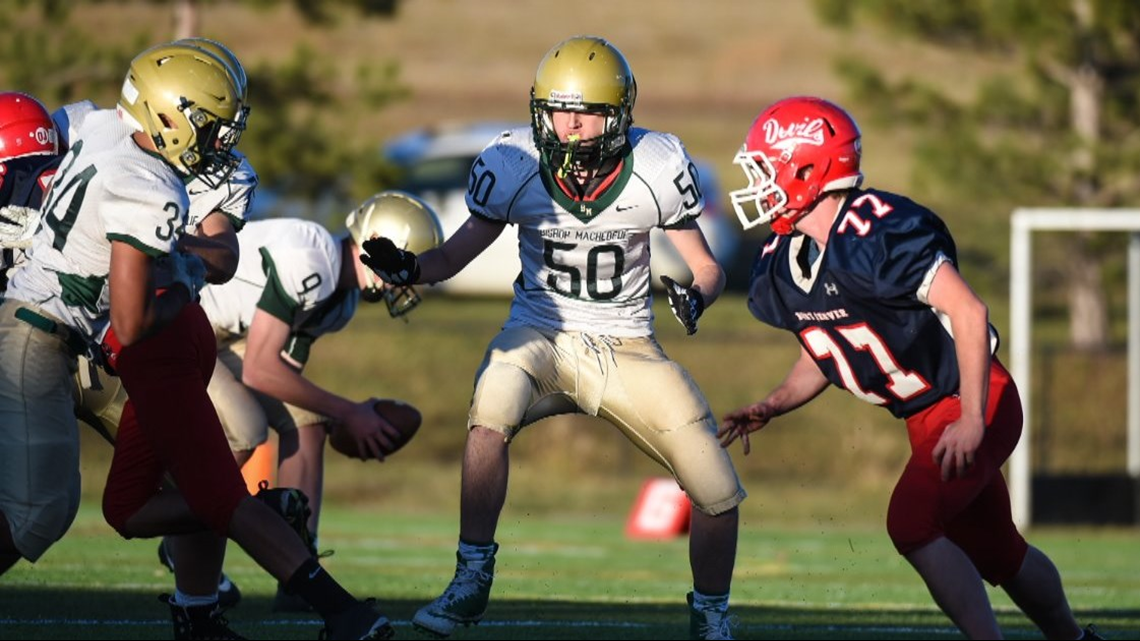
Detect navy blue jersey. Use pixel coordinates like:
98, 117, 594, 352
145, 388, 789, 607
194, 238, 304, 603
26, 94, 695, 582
747, 188, 995, 418
0, 154, 60, 290
0, 153, 59, 209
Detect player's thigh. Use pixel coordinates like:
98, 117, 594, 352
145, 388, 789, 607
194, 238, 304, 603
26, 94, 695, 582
945, 473, 1027, 585
267, 399, 327, 437
469, 326, 567, 439
209, 347, 270, 452
216, 339, 327, 440
72, 357, 127, 443
605, 336, 714, 436
600, 337, 744, 515
0, 304, 81, 560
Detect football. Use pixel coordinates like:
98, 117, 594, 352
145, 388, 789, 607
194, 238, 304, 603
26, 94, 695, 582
328, 399, 422, 460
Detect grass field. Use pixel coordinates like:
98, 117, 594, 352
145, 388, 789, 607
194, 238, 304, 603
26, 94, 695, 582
2, 504, 1137, 640
9, 293, 1128, 640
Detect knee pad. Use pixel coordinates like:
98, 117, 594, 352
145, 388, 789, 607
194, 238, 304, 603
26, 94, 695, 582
468, 362, 535, 437
4, 489, 80, 562
671, 419, 746, 516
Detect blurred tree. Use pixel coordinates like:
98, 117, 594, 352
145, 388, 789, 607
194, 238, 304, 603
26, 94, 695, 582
0, 0, 408, 216
814, 0, 1140, 350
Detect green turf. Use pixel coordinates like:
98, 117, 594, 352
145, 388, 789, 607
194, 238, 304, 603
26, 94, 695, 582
2, 504, 1136, 640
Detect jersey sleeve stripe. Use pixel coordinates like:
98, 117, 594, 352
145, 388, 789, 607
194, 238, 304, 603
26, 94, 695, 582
105, 233, 167, 257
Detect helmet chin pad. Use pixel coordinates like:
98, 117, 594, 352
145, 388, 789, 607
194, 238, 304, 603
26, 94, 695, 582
771, 212, 802, 236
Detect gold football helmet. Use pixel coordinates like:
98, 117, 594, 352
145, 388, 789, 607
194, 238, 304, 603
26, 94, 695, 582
176, 37, 249, 103
346, 190, 444, 317
117, 42, 247, 187
530, 35, 636, 173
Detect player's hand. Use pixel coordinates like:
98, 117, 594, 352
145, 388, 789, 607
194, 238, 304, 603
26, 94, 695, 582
0, 205, 40, 249
339, 399, 402, 462
360, 236, 420, 285
660, 275, 705, 335
160, 251, 207, 300
718, 401, 777, 456
932, 414, 985, 481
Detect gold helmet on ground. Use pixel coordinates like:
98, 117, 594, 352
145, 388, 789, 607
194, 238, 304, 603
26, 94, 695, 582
530, 35, 636, 173
117, 41, 247, 187
346, 190, 444, 317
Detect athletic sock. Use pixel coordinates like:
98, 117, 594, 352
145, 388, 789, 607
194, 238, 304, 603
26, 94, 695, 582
284, 558, 356, 619
458, 539, 497, 570
691, 588, 730, 613
172, 589, 219, 608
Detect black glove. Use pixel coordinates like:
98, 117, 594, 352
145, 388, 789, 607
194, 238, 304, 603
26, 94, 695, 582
660, 275, 705, 336
360, 236, 421, 285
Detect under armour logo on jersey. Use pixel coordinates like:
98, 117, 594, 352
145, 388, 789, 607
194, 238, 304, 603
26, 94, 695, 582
824, 282, 839, 296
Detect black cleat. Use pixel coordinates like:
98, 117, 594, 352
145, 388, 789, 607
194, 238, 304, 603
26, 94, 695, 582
321, 598, 395, 640
158, 539, 242, 608
163, 593, 245, 640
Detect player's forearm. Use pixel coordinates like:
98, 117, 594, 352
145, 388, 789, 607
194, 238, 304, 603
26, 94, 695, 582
109, 244, 193, 345
111, 286, 191, 346
415, 247, 459, 285
177, 233, 238, 284
417, 215, 503, 285
767, 352, 830, 415
950, 301, 992, 421
243, 361, 354, 421
689, 261, 725, 307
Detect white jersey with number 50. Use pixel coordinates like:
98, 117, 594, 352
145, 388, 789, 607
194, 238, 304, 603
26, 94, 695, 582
467, 126, 704, 337
4, 109, 188, 343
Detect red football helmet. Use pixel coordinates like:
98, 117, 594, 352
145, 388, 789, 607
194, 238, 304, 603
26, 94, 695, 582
0, 92, 59, 163
729, 96, 862, 235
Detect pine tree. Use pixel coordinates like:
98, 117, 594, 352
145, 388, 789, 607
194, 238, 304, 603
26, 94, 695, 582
814, 0, 1140, 349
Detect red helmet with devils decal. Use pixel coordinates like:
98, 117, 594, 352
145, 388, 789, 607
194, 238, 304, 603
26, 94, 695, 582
729, 96, 862, 235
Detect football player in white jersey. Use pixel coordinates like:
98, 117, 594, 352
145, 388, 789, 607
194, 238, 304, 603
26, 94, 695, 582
195, 190, 441, 611
361, 36, 744, 640
0, 42, 395, 640
17, 39, 258, 611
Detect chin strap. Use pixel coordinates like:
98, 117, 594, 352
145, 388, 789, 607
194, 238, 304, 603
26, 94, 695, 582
771, 215, 796, 236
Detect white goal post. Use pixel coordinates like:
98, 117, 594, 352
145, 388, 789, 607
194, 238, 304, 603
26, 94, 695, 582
1009, 208, 1140, 527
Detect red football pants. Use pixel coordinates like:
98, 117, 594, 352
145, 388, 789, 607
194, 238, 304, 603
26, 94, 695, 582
102, 302, 248, 536
887, 359, 1028, 585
